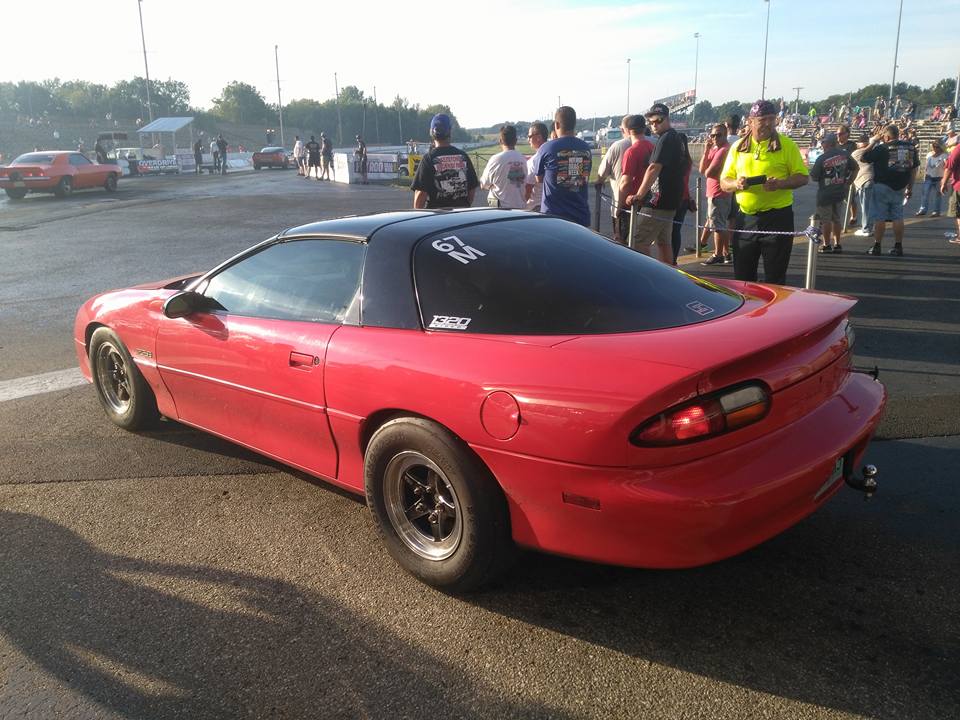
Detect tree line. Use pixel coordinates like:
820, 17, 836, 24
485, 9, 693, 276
0, 77, 471, 144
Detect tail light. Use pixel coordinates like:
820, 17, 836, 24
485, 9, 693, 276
631, 383, 771, 446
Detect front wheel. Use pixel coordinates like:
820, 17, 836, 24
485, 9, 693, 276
104, 173, 118, 192
364, 417, 514, 591
5, 188, 27, 200
89, 327, 159, 430
54, 176, 73, 198
253, 164, 261, 171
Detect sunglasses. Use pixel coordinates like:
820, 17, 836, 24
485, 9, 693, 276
709, 133, 722, 138
648, 116, 665, 125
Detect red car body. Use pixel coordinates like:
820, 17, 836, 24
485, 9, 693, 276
252, 147, 290, 170
1, 151, 120, 199
74, 210, 886, 587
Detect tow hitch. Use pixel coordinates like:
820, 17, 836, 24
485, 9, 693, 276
846, 464, 878, 500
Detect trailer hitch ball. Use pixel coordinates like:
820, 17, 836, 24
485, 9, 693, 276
846, 464, 878, 500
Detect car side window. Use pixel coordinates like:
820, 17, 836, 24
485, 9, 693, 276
202, 239, 365, 323
69, 154, 92, 166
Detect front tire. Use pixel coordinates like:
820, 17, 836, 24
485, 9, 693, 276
254, 164, 261, 171
54, 176, 73, 198
5, 188, 27, 200
365, 417, 514, 591
104, 173, 118, 192
89, 327, 159, 430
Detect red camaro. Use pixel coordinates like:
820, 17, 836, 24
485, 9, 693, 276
74, 210, 886, 590
1, 151, 120, 200
252, 146, 291, 170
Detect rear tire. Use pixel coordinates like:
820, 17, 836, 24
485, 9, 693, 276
89, 327, 159, 431
364, 417, 514, 591
5, 188, 27, 200
104, 173, 118, 192
54, 176, 73, 198
254, 164, 261, 171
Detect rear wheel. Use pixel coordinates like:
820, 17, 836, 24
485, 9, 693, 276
104, 173, 118, 192
89, 327, 159, 431
5, 188, 27, 200
365, 417, 514, 591
54, 176, 73, 198
254, 164, 261, 171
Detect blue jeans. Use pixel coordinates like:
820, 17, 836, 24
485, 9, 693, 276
919, 176, 944, 214
858, 183, 873, 232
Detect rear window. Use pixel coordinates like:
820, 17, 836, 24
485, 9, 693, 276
413, 217, 742, 335
260, 147, 284, 153
12, 153, 56, 164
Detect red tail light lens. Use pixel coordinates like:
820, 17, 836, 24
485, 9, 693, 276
631, 383, 770, 446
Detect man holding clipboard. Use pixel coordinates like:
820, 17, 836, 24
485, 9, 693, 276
720, 100, 809, 285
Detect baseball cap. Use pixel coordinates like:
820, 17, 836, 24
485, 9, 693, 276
821, 132, 838, 145
625, 114, 646, 132
749, 100, 777, 118
644, 103, 669, 118
430, 113, 452, 137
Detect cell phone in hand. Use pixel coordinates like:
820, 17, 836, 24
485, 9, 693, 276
744, 175, 767, 187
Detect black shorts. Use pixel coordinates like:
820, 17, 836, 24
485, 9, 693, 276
308, 154, 320, 167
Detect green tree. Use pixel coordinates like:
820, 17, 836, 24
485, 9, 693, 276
211, 81, 271, 124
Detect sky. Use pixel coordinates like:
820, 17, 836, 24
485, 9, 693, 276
3, 0, 958, 128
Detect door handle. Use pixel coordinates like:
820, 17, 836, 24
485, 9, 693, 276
289, 351, 318, 367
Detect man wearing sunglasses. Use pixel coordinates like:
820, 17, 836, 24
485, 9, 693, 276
625, 103, 690, 263
720, 99, 809, 285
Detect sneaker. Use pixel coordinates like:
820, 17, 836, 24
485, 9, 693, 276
889, 244, 903, 256
867, 243, 882, 256
723, 254, 733, 264
818, 244, 833, 254
833, 244, 842, 253
931, 211, 940, 217
701, 255, 724, 266
915, 210, 926, 216
854, 228, 871, 237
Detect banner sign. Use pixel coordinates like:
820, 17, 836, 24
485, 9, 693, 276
136, 158, 179, 174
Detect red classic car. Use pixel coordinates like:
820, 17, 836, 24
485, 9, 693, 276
0, 151, 120, 200
252, 146, 291, 170
74, 210, 886, 591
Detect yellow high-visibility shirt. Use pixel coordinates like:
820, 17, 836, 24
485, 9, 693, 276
721, 133, 808, 214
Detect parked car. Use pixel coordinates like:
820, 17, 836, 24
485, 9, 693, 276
252, 147, 291, 170
74, 209, 885, 591
0, 151, 120, 200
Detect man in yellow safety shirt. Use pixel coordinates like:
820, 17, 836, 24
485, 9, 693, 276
720, 99, 809, 285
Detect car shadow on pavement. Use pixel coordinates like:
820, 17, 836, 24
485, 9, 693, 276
0, 510, 572, 720
468, 439, 959, 720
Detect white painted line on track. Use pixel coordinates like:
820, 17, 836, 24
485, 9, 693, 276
0, 368, 87, 403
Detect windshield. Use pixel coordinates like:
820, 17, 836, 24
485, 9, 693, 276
413, 217, 743, 335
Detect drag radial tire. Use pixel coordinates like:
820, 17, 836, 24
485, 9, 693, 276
89, 327, 159, 431
54, 176, 73, 198
4, 188, 27, 200
104, 173, 118, 192
364, 417, 514, 592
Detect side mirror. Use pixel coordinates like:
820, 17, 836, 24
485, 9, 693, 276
163, 290, 206, 319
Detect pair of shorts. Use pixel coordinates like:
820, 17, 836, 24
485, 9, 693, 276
632, 207, 674, 248
868, 182, 905, 224
816, 200, 843, 224
707, 195, 731, 232
949, 190, 959, 218
308, 155, 320, 167
322, 155, 332, 169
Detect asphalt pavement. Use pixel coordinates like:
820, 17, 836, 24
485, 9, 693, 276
0, 169, 957, 719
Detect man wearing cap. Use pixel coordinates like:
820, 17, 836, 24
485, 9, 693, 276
720, 99, 809, 285
412, 113, 479, 209
306, 135, 321, 180
809, 133, 856, 253
616, 116, 655, 246
625, 103, 691, 263
595, 115, 634, 242
535, 106, 593, 226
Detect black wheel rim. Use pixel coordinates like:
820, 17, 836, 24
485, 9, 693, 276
383, 451, 462, 560
95, 341, 132, 415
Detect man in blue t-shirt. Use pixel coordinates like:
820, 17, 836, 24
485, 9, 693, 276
536, 106, 593, 226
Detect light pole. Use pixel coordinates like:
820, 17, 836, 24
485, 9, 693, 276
889, 0, 904, 104
373, 86, 380, 144
334, 72, 343, 146
136, 0, 153, 123
761, 0, 771, 100
792, 86, 803, 115
274, 45, 284, 148
626, 58, 631, 114
954, 66, 959, 108
692, 33, 700, 126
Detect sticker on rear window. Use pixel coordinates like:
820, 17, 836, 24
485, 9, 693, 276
432, 235, 486, 265
686, 301, 715, 316
429, 315, 472, 330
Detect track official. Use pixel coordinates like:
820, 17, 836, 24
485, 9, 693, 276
720, 100, 809, 285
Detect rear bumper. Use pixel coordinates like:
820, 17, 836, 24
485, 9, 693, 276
0, 176, 57, 190
474, 371, 886, 569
